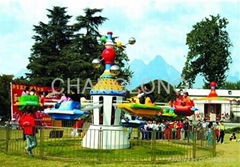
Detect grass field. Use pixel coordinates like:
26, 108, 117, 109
0, 133, 239, 167
0, 128, 212, 161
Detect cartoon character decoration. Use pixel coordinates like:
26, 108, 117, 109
92, 32, 136, 75
208, 81, 218, 97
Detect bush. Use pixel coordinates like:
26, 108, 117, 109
225, 127, 240, 133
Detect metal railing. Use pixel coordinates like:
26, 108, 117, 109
0, 125, 216, 162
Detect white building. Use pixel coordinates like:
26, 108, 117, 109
181, 88, 240, 122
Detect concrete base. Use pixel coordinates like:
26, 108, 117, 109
82, 125, 130, 149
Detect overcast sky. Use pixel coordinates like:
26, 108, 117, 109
0, 0, 239, 77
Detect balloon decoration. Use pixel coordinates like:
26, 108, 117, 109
92, 58, 101, 69
100, 36, 107, 42
110, 65, 120, 75
102, 48, 116, 64
116, 41, 122, 47
128, 37, 136, 45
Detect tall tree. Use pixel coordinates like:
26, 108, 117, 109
63, 8, 132, 90
27, 6, 73, 86
181, 15, 232, 87
61, 8, 107, 89
74, 8, 106, 36
0, 75, 13, 121
27, 7, 132, 91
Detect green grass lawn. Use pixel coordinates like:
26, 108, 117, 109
0, 131, 239, 167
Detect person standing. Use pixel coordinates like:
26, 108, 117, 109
152, 121, 158, 139
196, 120, 203, 140
172, 121, 177, 139
177, 120, 184, 140
206, 122, 213, 145
159, 121, 165, 139
217, 121, 225, 143
144, 122, 150, 140
19, 111, 37, 157
164, 121, 171, 140
202, 120, 208, 130
215, 122, 220, 141
147, 121, 153, 140
188, 120, 194, 140
183, 119, 189, 140
140, 124, 146, 140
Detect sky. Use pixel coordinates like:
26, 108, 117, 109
0, 0, 239, 78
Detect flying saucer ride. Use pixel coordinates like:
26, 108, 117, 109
14, 95, 40, 111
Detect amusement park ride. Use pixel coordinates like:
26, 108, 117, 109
15, 31, 197, 150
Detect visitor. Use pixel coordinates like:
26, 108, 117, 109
215, 122, 220, 141
202, 119, 208, 140
176, 91, 183, 102
147, 120, 153, 139
155, 122, 160, 139
58, 93, 71, 103
139, 84, 155, 105
169, 121, 174, 139
19, 110, 37, 157
202, 119, 208, 130
55, 92, 71, 109
38, 92, 44, 104
29, 89, 36, 96
143, 122, 149, 140
217, 121, 225, 144
177, 120, 184, 140
22, 86, 30, 96
137, 87, 144, 99
188, 120, 194, 140
130, 87, 143, 104
140, 123, 146, 140
196, 120, 203, 140
229, 133, 237, 142
71, 120, 85, 137
69, 89, 86, 102
172, 121, 177, 139
150, 121, 157, 139
69, 89, 86, 109
159, 121, 165, 139
206, 122, 214, 145
182, 92, 191, 106
164, 121, 171, 140
183, 119, 189, 139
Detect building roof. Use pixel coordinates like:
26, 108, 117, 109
177, 89, 240, 98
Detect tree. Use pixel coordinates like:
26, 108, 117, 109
220, 81, 240, 90
182, 15, 232, 87
27, 6, 73, 86
0, 75, 13, 121
130, 80, 176, 103
63, 8, 132, 90
61, 8, 107, 87
27, 7, 132, 91
74, 8, 107, 36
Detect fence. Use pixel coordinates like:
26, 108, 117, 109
0, 125, 216, 162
